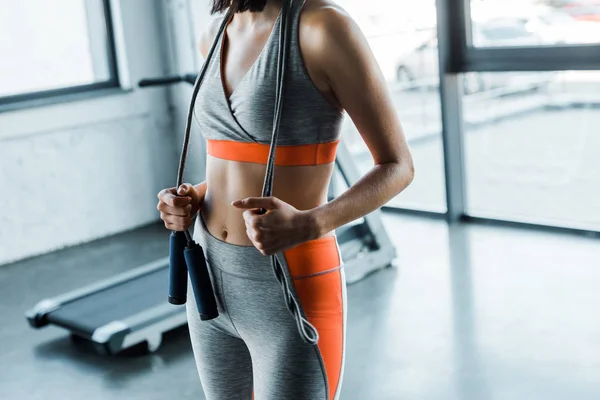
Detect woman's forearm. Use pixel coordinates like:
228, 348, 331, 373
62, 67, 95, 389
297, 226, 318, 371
193, 181, 208, 197
308, 161, 414, 238
192, 181, 208, 213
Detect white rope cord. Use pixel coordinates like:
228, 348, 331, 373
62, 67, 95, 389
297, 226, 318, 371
261, 0, 319, 346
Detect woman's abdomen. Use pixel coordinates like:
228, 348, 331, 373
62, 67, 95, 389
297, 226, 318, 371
200, 155, 336, 246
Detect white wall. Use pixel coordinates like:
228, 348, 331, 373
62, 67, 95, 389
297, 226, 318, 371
0, 0, 178, 265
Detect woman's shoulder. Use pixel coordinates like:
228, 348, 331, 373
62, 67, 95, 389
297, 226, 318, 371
198, 14, 226, 58
299, 0, 365, 60
298, 0, 371, 90
299, 0, 355, 38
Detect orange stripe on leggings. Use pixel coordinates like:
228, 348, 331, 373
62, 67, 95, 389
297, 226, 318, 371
207, 139, 339, 166
284, 236, 343, 400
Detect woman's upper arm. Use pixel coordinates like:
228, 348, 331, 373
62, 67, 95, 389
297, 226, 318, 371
301, 4, 412, 166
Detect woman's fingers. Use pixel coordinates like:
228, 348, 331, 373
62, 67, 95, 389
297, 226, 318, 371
157, 202, 192, 217
157, 185, 197, 231
244, 217, 281, 256
162, 214, 193, 231
165, 222, 191, 232
160, 212, 192, 225
158, 188, 192, 208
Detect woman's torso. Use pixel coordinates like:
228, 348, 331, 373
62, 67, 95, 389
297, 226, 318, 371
194, 0, 343, 245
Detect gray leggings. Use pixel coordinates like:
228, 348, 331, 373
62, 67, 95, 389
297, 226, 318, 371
186, 214, 347, 400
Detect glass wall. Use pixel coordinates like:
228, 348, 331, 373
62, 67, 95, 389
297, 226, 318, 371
462, 70, 600, 230
469, 0, 600, 47
336, 0, 447, 212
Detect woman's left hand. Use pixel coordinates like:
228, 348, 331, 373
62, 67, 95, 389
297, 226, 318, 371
232, 196, 318, 256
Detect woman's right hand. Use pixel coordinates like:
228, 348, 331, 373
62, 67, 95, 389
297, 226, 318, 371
157, 183, 205, 231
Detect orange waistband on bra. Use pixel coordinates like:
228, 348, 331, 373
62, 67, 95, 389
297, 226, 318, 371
206, 139, 339, 166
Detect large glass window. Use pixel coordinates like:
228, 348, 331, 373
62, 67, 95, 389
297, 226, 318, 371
462, 70, 600, 230
0, 0, 118, 103
336, 0, 446, 212
469, 0, 600, 47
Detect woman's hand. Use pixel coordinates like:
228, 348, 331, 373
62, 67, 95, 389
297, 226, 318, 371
232, 196, 320, 256
157, 183, 205, 231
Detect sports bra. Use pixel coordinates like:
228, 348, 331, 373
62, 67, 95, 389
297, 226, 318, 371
193, 0, 344, 166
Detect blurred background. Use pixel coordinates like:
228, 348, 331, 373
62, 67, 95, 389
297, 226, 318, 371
1, 0, 599, 399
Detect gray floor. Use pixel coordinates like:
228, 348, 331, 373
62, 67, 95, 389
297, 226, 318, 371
1, 213, 599, 400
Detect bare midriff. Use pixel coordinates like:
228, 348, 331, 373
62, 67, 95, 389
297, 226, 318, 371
200, 155, 337, 246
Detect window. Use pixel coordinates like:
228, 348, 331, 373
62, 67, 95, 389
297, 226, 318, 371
470, 0, 600, 47
0, 0, 118, 105
477, 20, 536, 42
336, 0, 447, 212
547, 0, 600, 22
462, 70, 600, 230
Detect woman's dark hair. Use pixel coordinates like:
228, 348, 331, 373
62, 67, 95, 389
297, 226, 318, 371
211, 0, 268, 14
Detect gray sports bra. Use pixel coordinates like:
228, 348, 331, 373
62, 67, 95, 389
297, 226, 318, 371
193, 0, 343, 153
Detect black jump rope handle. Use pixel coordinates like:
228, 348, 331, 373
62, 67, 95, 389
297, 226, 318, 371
138, 74, 220, 320
168, 231, 188, 305
169, 231, 218, 321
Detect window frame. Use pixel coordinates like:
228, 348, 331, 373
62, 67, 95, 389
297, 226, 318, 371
432, 0, 600, 234
445, 0, 600, 73
0, 0, 120, 108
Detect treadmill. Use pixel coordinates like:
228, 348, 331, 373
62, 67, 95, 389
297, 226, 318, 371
26, 258, 184, 355
25, 75, 397, 355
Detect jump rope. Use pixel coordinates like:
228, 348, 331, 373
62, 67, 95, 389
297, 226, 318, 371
168, 0, 319, 345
